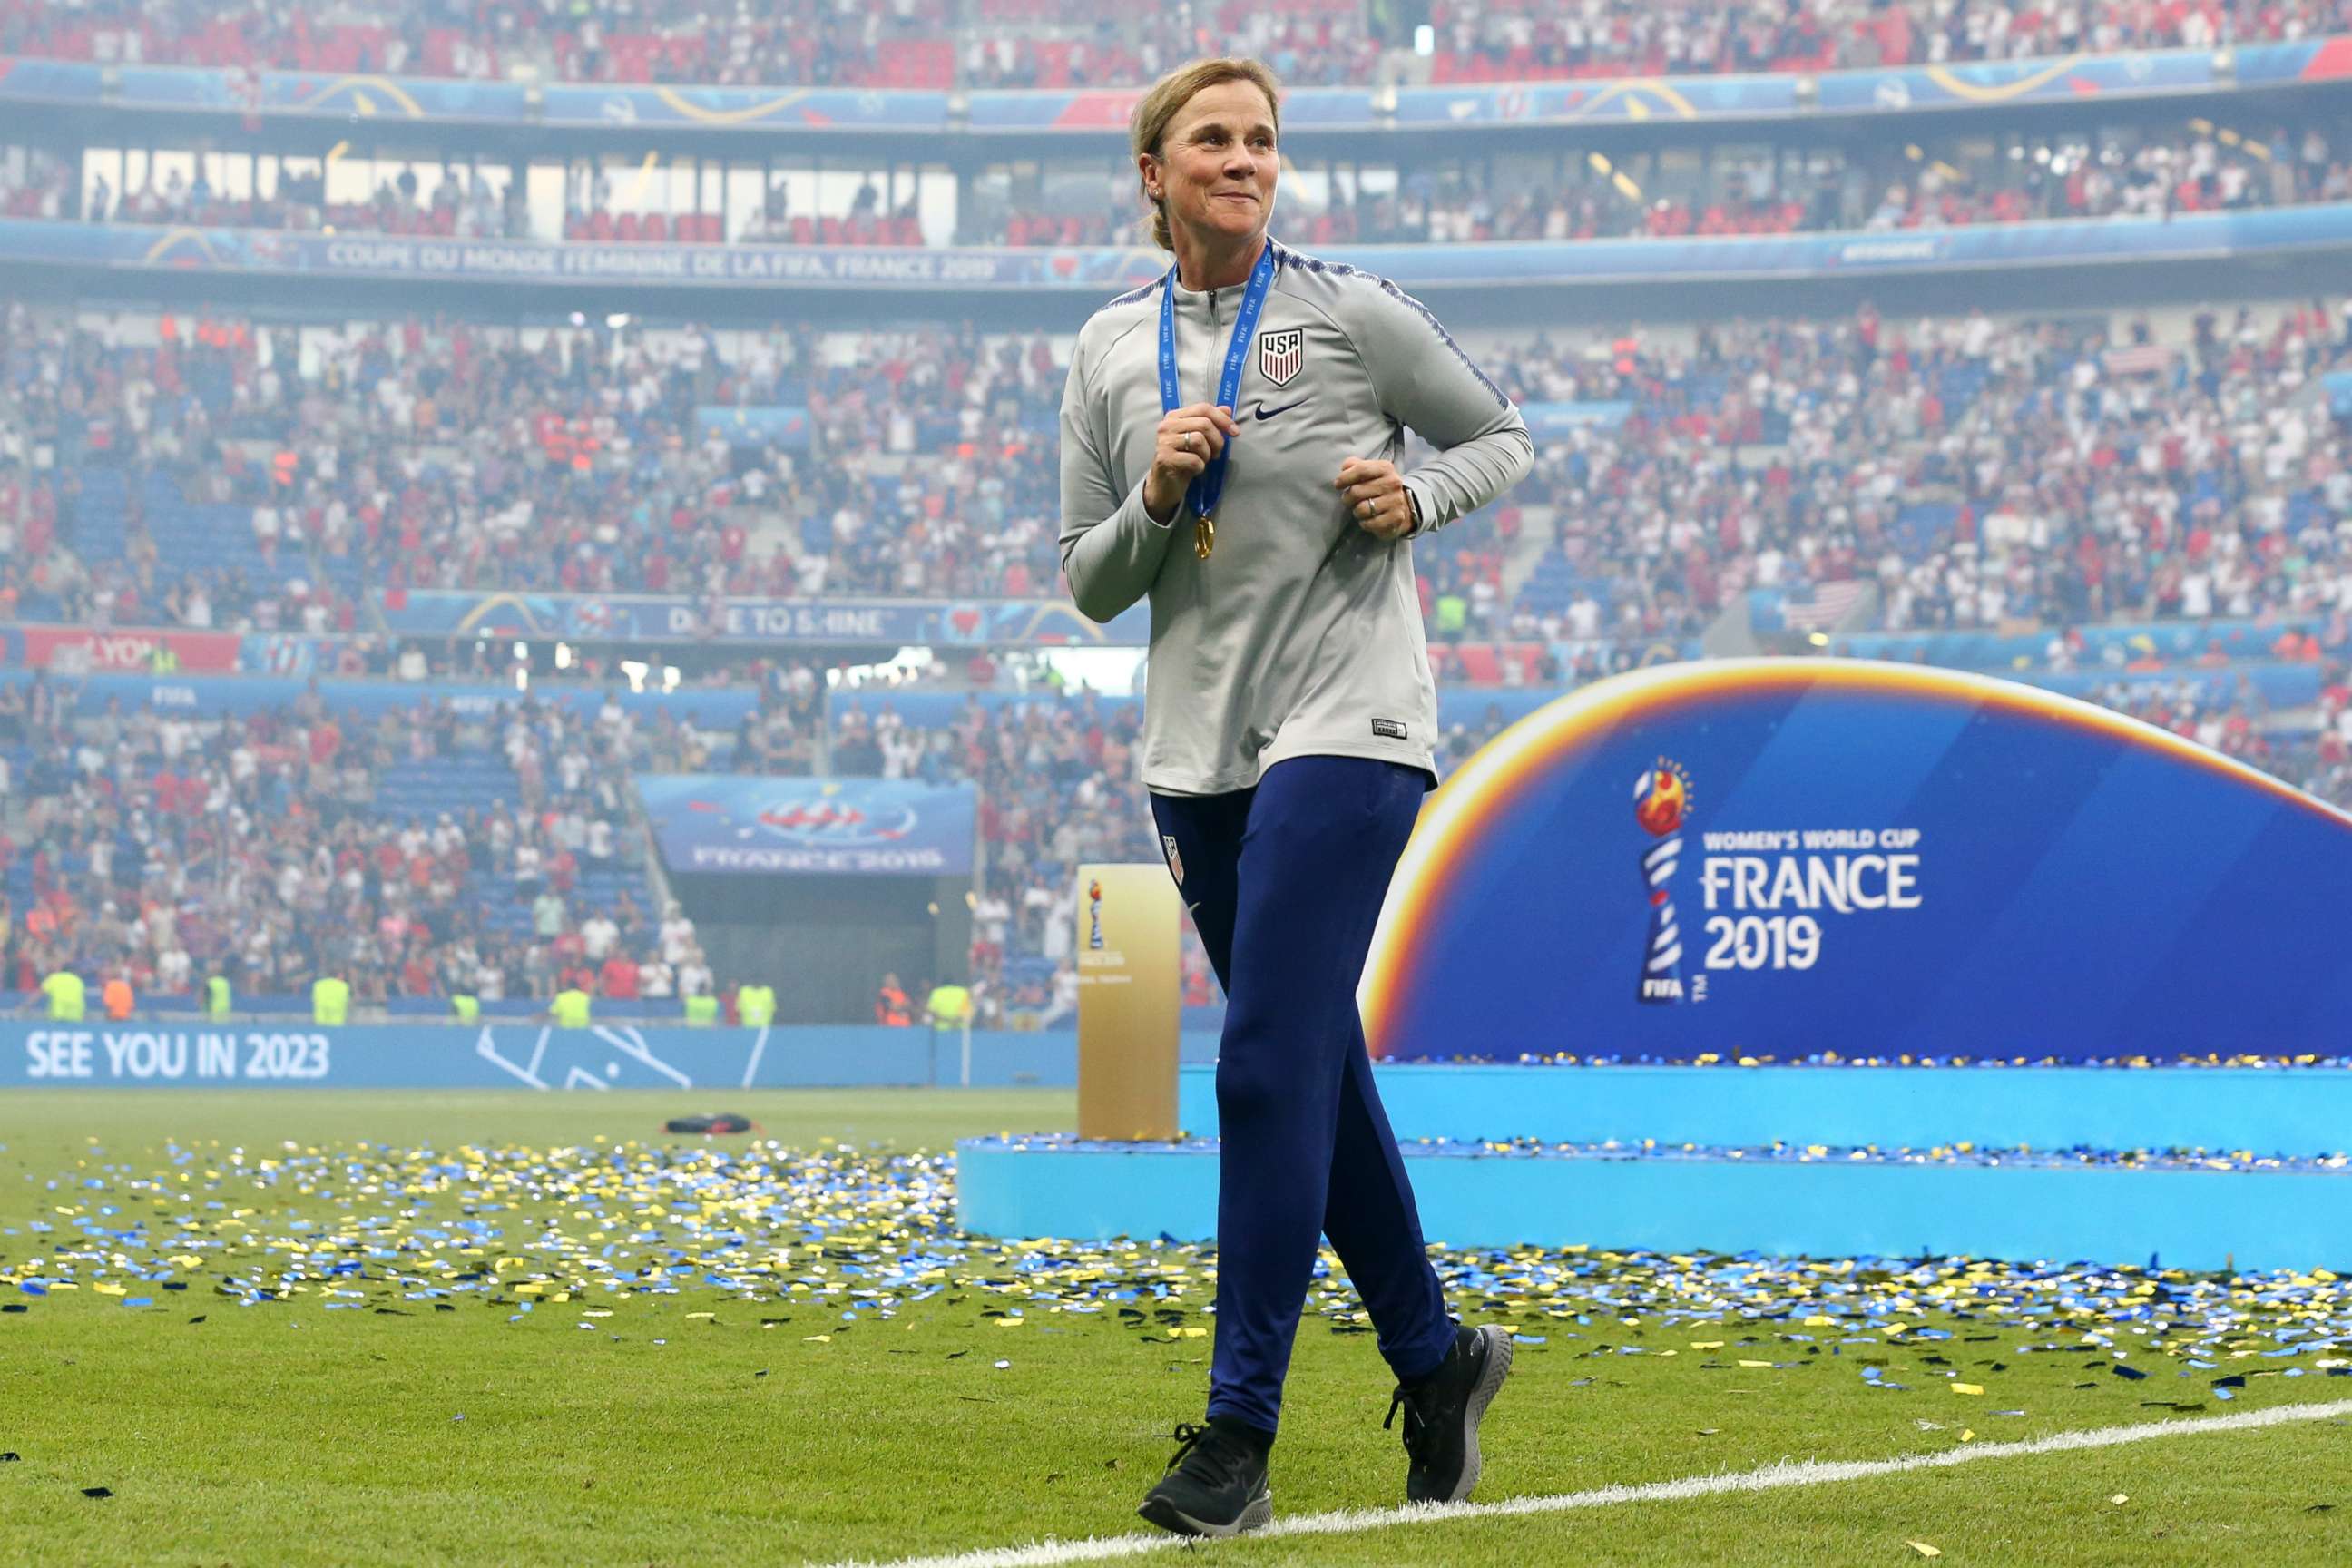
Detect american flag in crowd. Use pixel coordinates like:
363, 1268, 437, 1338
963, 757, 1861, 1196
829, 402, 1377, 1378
1779, 579, 1873, 632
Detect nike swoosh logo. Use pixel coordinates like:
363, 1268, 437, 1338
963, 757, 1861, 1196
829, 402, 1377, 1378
1251, 399, 1306, 422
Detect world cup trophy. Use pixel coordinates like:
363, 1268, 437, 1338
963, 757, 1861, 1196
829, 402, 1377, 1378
1087, 877, 1105, 951
1633, 760, 1692, 1004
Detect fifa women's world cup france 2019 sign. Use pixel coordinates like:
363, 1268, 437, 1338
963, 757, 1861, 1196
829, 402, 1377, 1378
1359, 659, 2352, 1063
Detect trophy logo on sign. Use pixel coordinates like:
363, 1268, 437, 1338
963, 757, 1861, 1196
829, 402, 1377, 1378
1087, 878, 1105, 951
1633, 759, 1694, 1004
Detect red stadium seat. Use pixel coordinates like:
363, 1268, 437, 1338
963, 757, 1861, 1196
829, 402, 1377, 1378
877, 38, 953, 89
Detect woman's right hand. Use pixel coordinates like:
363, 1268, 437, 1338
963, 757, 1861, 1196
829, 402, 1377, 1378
1142, 402, 1243, 524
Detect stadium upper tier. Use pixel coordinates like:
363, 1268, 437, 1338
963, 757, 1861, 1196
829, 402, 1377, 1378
6, 115, 2347, 250
0, 31, 2348, 145
1, 1, 2348, 97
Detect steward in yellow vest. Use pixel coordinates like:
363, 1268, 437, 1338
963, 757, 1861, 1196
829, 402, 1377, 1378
40, 970, 86, 1022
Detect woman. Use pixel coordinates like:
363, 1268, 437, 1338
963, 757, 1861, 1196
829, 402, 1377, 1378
1058, 57, 1535, 1537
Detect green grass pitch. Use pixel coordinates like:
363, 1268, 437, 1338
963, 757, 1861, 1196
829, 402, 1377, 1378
0, 1088, 2346, 1566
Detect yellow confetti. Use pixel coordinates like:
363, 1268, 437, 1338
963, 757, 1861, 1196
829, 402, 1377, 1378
1906, 1544, 1942, 1559
802, 1334, 831, 1343
1951, 1383, 1984, 1395
8, 1129, 2344, 1401
685, 1311, 715, 1319
995, 1317, 1025, 1328
2110, 1494, 2130, 1505
1959, 1430, 1975, 1443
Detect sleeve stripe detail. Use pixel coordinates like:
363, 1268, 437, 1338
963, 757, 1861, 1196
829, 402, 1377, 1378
1104, 274, 1167, 309
1374, 278, 1510, 410
1271, 240, 1510, 411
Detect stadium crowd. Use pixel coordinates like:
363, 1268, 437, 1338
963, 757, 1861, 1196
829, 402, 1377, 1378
0, 302, 1084, 622
6, 641, 2342, 1023
6, 5, 2352, 1033
10, 118, 2345, 251
4, 1, 2348, 92
0, 669, 1158, 1019
1483, 295, 2352, 644
10, 292, 2352, 657
0, 151, 529, 240
9, 272, 2352, 1019
1269, 124, 2343, 247
0, 675, 719, 1012
1422, 0, 2352, 81
2084, 666, 2352, 809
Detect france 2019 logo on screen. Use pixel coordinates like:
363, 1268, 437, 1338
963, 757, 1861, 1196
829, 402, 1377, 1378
648, 776, 974, 877
754, 796, 915, 846
1633, 759, 1694, 1004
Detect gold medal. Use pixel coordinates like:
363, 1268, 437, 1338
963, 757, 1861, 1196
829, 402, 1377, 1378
1194, 514, 1215, 560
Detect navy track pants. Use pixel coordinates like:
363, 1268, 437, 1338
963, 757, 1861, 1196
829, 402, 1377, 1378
1150, 754, 1455, 1436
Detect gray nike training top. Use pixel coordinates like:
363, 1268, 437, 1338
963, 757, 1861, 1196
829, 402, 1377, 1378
1058, 239, 1534, 795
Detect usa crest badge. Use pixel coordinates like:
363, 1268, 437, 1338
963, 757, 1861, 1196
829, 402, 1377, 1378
1161, 834, 1185, 886
1258, 328, 1303, 388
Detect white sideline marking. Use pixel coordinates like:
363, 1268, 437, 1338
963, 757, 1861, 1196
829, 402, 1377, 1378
814, 1396, 2352, 1568
740, 1024, 773, 1089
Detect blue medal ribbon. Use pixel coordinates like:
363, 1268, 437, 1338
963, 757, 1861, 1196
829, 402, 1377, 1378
1156, 240, 1276, 558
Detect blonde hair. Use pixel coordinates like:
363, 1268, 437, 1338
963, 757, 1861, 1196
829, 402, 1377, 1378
1129, 57, 1282, 253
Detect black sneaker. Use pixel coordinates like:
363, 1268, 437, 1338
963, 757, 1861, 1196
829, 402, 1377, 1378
1387, 1323, 1514, 1504
1137, 1418, 1273, 1537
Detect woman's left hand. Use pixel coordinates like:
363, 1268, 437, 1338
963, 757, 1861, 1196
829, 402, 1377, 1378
1335, 457, 1416, 541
